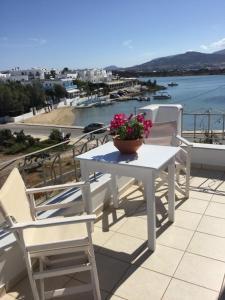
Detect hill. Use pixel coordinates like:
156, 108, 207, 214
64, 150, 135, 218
213, 49, 225, 55
104, 65, 120, 71
126, 51, 225, 71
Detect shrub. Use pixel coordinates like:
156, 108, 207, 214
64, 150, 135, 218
0, 129, 13, 145
4, 143, 27, 154
49, 129, 63, 142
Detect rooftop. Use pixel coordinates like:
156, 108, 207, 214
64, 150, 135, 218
2, 168, 225, 300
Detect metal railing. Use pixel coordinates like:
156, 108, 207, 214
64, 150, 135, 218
0, 126, 111, 189
182, 112, 225, 144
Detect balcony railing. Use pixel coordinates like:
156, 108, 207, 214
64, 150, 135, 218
182, 112, 225, 144
0, 126, 111, 189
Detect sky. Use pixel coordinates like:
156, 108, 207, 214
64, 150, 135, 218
1, 0, 225, 70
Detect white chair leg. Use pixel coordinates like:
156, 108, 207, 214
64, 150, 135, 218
88, 246, 101, 300
185, 166, 190, 198
110, 174, 119, 208
24, 253, 40, 300
39, 258, 45, 300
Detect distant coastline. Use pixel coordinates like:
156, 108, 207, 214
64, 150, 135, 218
114, 69, 225, 78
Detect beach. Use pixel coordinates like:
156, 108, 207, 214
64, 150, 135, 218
24, 107, 76, 126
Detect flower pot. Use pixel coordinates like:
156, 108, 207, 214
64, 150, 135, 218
113, 137, 143, 154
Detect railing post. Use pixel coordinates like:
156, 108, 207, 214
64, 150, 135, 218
58, 154, 63, 183
208, 113, 211, 133
223, 114, 225, 140
194, 114, 196, 140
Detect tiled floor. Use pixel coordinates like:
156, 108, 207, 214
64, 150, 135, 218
2, 169, 225, 299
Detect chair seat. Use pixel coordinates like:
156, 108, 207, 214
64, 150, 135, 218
23, 222, 89, 252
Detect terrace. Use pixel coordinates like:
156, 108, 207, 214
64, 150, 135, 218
0, 104, 225, 300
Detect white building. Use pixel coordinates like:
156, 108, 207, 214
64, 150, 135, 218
77, 69, 112, 83
66, 73, 78, 80
9, 68, 46, 80
43, 78, 80, 98
0, 73, 10, 81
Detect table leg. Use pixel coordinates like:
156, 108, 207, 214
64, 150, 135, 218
80, 161, 93, 215
144, 171, 156, 251
168, 158, 175, 222
110, 174, 119, 208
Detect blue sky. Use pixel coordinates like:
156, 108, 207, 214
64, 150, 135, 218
1, 0, 225, 70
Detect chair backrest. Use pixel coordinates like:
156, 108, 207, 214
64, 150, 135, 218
154, 106, 180, 123
145, 121, 178, 146
0, 168, 33, 223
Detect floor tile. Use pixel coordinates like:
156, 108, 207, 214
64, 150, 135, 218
8, 276, 70, 299
157, 225, 194, 250
100, 232, 146, 263
172, 210, 202, 231
163, 278, 219, 300
95, 209, 128, 232
189, 190, 212, 201
197, 215, 225, 238
205, 202, 225, 219
216, 181, 225, 192
200, 178, 223, 191
92, 226, 115, 249
116, 216, 147, 240
106, 294, 126, 299
73, 253, 130, 293
177, 197, 208, 214
211, 193, 225, 204
174, 252, 225, 291
0, 294, 14, 300
118, 187, 144, 216
140, 244, 183, 276
52, 278, 109, 300
187, 232, 225, 262
190, 176, 208, 188
114, 266, 170, 300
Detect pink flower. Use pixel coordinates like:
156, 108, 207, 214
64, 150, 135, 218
127, 126, 134, 135
110, 112, 152, 140
136, 114, 144, 123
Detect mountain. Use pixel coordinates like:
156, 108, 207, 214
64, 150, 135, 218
127, 51, 225, 71
104, 65, 120, 71
213, 49, 225, 55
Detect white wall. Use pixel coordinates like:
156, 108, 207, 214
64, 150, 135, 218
191, 143, 225, 169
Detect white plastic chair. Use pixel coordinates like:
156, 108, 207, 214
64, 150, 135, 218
145, 121, 192, 198
0, 168, 101, 300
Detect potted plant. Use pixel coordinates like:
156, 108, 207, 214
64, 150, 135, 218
110, 113, 152, 154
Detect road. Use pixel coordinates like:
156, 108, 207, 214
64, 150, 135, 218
0, 123, 84, 139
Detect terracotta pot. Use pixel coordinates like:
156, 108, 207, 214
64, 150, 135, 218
113, 137, 143, 154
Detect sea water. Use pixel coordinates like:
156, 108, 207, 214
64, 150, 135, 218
73, 75, 225, 130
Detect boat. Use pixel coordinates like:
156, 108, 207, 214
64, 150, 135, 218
153, 92, 171, 100
168, 82, 178, 87
94, 100, 113, 107
137, 97, 151, 102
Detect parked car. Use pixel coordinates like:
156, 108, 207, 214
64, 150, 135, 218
83, 123, 106, 134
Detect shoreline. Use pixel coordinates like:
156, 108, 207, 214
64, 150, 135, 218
23, 107, 76, 126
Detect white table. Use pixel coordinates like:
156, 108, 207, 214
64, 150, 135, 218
76, 142, 180, 251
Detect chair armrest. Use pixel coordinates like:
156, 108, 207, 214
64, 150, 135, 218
26, 181, 89, 195
176, 135, 193, 147
6, 215, 96, 231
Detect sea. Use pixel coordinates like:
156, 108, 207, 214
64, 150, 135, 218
73, 75, 225, 130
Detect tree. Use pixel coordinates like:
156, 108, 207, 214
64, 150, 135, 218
62, 67, 69, 74
49, 129, 63, 142
54, 84, 67, 102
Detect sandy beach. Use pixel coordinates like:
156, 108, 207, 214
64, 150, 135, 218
24, 107, 76, 126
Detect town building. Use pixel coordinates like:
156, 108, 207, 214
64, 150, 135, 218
77, 68, 112, 83
9, 68, 46, 80
43, 78, 80, 98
